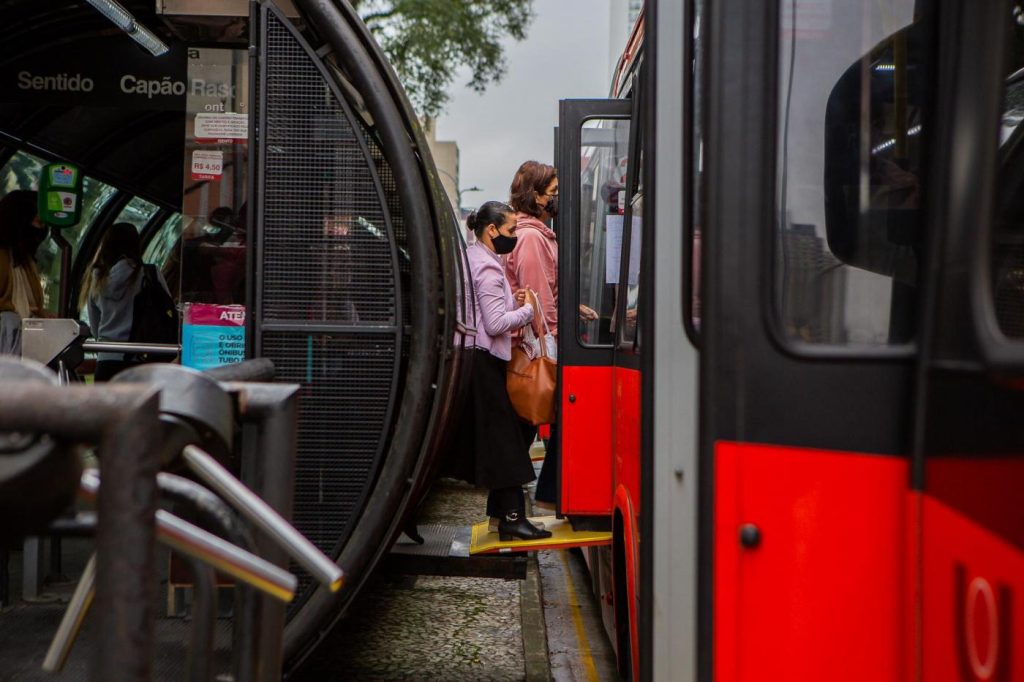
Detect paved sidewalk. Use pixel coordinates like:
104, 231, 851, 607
294, 478, 529, 680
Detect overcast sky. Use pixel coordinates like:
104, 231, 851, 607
435, 0, 618, 208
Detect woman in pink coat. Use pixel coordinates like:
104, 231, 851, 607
505, 162, 597, 506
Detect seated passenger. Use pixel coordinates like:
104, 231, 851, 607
448, 201, 552, 541
0, 190, 48, 355
80, 222, 172, 381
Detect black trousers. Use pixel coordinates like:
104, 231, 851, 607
533, 420, 559, 504
486, 486, 524, 518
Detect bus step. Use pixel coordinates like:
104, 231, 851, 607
470, 516, 612, 555
383, 523, 527, 580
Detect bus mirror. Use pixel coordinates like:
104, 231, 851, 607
822, 25, 924, 281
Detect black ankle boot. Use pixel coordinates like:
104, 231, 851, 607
499, 511, 552, 542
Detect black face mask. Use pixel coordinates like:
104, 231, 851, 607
491, 233, 518, 255
545, 196, 559, 218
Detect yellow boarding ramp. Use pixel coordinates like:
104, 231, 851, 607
469, 516, 612, 555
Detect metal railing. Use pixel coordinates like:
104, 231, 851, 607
0, 358, 344, 682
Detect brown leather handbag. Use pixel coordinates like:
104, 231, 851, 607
507, 292, 557, 426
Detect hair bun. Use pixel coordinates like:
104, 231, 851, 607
466, 210, 479, 231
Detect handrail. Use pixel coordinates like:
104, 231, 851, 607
42, 554, 96, 673
82, 340, 180, 355
182, 445, 344, 592
80, 471, 298, 602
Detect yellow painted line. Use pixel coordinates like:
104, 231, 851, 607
560, 549, 599, 682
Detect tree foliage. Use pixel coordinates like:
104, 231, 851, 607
351, 0, 535, 117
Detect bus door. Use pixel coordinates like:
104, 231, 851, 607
556, 99, 631, 522
704, 1, 934, 679
913, 4, 1024, 680
609, 78, 647, 681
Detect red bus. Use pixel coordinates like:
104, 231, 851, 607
554, 1, 1024, 680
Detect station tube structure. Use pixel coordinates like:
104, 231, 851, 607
0, 0, 474, 672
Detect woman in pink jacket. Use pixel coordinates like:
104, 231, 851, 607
505, 162, 598, 506
449, 201, 552, 541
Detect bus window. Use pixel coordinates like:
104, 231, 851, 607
579, 117, 631, 346
990, 5, 1024, 338
777, 0, 932, 347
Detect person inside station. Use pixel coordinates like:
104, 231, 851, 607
448, 200, 552, 542
179, 205, 246, 305
79, 222, 172, 381
319, 212, 359, 324
0, 190, 49, 355
209, 204, 247, 305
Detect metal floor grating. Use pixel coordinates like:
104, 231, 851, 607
391, 523, 464, 558
382, 524, 526, 580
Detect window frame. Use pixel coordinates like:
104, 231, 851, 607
616, 79, 645, 352
576, 113, 634, 350
971, 4, 1024, 371
682, 0, 707, 349
764, 0, 937, 361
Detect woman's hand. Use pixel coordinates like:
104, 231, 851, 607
513, 289, 529, 308
578, 304, 599, 321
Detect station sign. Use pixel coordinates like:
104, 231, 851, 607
181, 303, 246, 370
0, 37, 189, 110
37, 163, 83, 228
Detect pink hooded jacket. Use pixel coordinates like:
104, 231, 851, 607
504, 213, 558, 339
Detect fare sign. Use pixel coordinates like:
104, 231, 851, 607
190, 150, 224, 181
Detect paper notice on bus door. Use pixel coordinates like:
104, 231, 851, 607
604, 214, 642, 286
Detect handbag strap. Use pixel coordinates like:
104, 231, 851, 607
527, 288, 551, 358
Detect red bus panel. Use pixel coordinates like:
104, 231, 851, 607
921, 493, 1024, 682
561, 364, 614, 515
613, 366, 641, 514
714, 441, 910, 682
